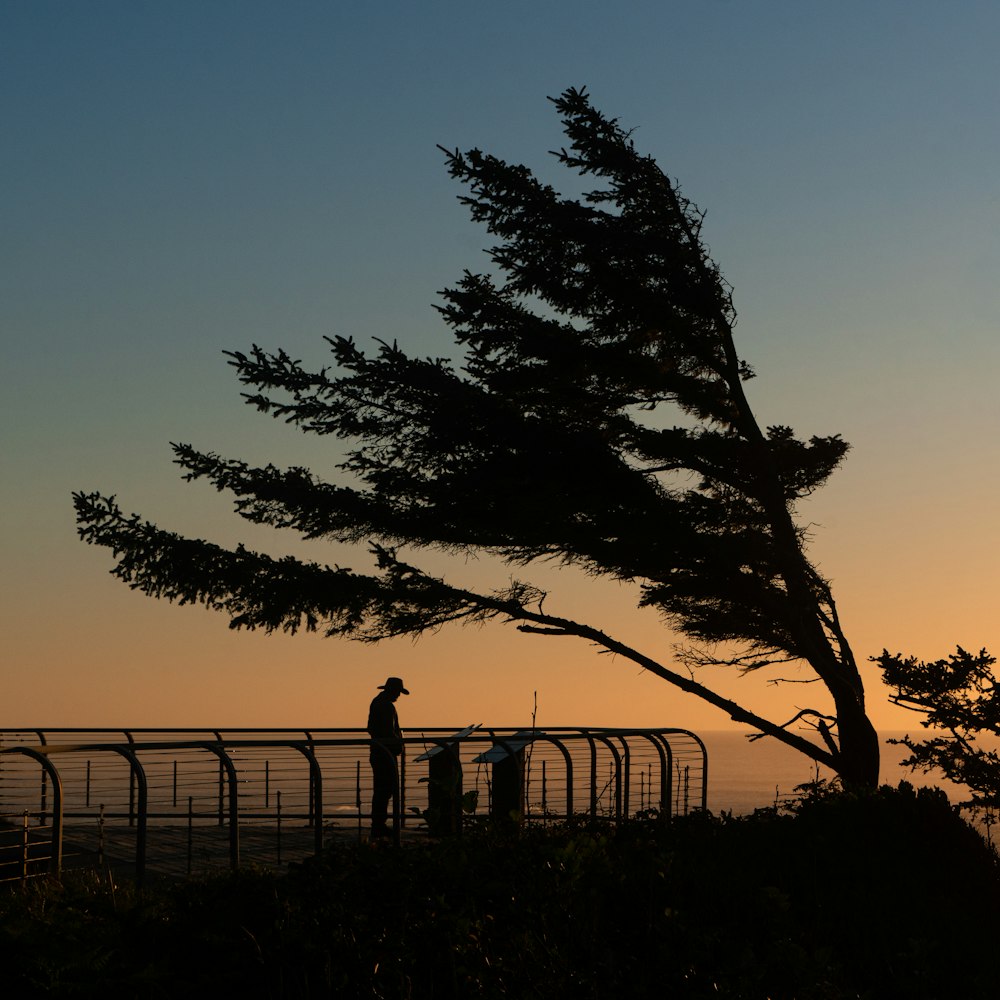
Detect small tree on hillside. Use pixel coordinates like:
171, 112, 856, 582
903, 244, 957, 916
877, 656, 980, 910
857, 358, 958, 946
74, 88, 880, 785
876, 647, 1000, 813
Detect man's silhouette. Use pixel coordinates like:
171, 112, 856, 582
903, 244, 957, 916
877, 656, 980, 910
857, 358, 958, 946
367, 676, 408, 840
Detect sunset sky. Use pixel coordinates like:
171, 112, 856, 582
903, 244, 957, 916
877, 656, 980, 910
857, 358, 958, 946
4, 2, 999, 741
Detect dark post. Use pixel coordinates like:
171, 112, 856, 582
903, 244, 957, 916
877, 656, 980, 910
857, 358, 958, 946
490, 749, 524, 826
426, 745, 462, 837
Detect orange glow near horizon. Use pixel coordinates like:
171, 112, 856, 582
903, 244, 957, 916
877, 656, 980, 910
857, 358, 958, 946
5, 524, 990, 740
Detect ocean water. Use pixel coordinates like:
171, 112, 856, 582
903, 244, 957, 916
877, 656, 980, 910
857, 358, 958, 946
701, 730, 972, 815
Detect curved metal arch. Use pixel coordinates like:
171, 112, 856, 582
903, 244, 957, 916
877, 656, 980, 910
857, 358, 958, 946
291, 741, 324, 857
3, 747, 63, 877
659, 729, 709, 812
583, 731, 623, 820
105, 744, 149, 884
626, 730, 672, 816
200, 742, 239, 870
528, 735, 574, 819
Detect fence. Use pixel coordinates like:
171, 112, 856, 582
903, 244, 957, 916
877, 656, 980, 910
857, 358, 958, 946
0, 727, 707, 885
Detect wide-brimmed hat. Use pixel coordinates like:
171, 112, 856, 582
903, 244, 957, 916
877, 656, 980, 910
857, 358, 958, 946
378, 676, 409, 695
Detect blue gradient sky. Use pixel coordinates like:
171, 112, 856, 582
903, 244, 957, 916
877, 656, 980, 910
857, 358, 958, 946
3, 2, 999, 735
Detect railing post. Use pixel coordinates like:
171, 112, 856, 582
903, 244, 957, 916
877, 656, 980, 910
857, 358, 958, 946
217, 759, 224, 828
111, 747, 147, 888
304, 731, 316, 828
586, 734, 598, 818
617, 736, 630, 818
293, 744, 324, 858
276, 789, 282, 867
125, 731, 137, 828
98, 803, 106, 868
20, 811, 28, 882
204, 744, 239, 871
541, 759, 547, 820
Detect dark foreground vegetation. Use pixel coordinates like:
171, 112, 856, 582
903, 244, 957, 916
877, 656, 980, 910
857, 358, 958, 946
2, 783, 997, 999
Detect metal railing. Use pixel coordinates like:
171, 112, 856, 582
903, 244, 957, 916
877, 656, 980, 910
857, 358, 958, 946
0, 727, 707, 885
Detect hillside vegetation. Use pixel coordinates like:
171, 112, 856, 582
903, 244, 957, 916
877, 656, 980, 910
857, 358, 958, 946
2, 783, 997, 998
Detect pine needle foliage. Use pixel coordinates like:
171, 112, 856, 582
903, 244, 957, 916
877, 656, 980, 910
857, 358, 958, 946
74, 88, 879, 783
877, 647, 1000, 811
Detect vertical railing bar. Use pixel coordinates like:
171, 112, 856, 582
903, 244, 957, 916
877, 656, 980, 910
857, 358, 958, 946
399, 746, 407, 829
304, 731, 315, 828
541, 759, 547, 822
111, 747, 147, 889
203, 743, 239, 871
591, 735, 620, 821
20, 810, 28, 882
661, 738, 672, 817
293, 743, 324, 858
125, 731, 137, 828
276, 789, 282, 867
98, 803, 105, 869
217, 759, 224, 827
523, 741, 531, 821
617, 736, 630, 819
585, 733, 598, 819
212, 731, 224, 828
355, 760, 362, 842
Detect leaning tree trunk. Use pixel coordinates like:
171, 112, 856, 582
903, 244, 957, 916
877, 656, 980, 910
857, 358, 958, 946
831, 692, 880, 788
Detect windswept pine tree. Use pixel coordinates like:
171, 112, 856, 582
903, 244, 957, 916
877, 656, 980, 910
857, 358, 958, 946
75, 88, 880, 785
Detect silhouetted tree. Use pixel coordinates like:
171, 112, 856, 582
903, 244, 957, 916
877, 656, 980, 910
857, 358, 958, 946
876, 647, 1000, 811
74, 88, 880, 785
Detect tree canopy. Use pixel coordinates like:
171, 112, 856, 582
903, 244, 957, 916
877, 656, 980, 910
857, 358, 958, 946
877, 647, 1000, 813
74, 88, 879, 785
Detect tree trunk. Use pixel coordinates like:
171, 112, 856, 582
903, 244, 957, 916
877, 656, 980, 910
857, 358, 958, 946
832, 696, 880, 788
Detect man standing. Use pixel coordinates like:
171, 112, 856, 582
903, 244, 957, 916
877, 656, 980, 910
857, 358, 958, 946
367, 676, 408, 840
